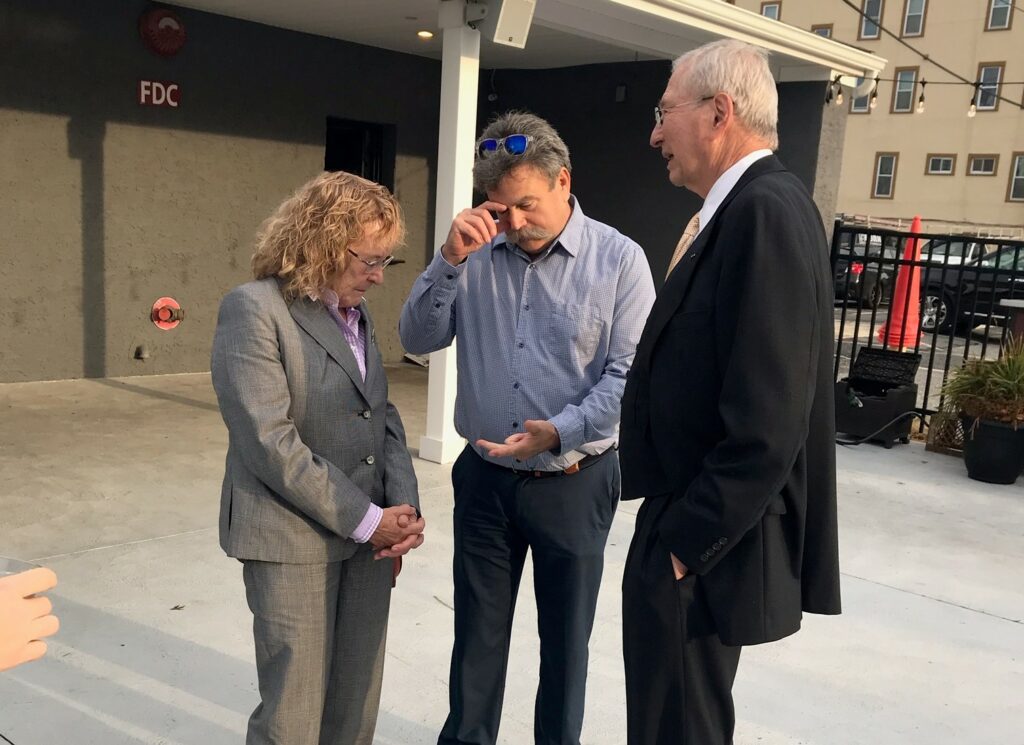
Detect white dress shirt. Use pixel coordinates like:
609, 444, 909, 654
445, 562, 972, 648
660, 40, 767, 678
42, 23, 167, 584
697, 149, 773, 237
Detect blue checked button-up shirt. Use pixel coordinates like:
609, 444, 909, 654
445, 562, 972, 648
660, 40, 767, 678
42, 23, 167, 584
400, 197, 656, 471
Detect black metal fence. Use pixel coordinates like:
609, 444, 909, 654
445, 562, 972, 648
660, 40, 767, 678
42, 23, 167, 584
830, 220, 1024, 422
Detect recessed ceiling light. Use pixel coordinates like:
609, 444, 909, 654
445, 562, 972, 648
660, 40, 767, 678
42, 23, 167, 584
417, 30, 434, 39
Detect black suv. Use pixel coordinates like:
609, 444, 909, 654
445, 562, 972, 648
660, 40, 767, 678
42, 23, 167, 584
921, 242, 1024, 334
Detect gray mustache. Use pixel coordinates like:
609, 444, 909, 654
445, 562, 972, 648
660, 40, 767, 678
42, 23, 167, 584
506, 226, 552, 243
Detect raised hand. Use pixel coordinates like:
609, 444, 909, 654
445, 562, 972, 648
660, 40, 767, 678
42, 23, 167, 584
0, 567, 60, 672
441, 201, 508, 265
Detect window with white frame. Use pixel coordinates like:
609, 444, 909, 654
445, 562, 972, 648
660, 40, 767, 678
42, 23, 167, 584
975, 64, 1004, 110
761, 2, 781, 19
811, 24, 833, 37
891, 68, 917, 112
1009, 153, 1024, 201
987, 0, 1013, 30
873, 153, 898, 198
968, 155, 999, 176
902, 0, 927, 36
850, 77, 871, 113
926, 155, 955, 175
860, 0, 884, 39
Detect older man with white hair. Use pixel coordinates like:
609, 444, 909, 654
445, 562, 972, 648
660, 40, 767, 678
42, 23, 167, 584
618, 39, 842, 744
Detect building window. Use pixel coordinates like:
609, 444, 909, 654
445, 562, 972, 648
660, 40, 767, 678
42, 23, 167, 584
851, 77, 871, 113
761, 2, 781, 19
860, 0, 884, 39
902, 0, 927, 36
891, 68, 918, 113
975, 63, 1004, 111
1008, 153, 1024, 201
967, 154, 999, 176
873, 153, 898, 198
925, 154, 956, 175
811, 24, 833, 37
986, 0, 1014, 30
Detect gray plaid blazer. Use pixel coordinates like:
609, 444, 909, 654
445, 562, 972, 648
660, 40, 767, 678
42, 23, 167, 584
211, 278, 420, 564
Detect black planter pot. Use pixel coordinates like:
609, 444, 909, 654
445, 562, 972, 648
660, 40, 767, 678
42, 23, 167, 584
961, 417, 1024, 484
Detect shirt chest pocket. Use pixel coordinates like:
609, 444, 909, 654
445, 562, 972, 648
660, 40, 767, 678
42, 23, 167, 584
547, 302, 603, 367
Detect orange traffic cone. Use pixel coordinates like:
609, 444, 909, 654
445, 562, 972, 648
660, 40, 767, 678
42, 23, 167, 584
877, 215, 923, 349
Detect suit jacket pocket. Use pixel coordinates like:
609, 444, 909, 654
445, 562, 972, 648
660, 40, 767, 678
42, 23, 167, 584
667, 307, 711, 329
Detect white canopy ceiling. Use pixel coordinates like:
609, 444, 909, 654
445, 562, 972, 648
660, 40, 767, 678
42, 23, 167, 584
171, 0, 886, 78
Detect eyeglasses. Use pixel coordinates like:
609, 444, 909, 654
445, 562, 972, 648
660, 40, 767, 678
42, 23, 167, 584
478, 134, 532, 157
347, 248, 395, 271
653, 96, 714, 127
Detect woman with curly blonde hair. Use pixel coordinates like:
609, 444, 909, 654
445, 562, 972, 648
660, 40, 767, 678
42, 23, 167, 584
211, 170, 426, 745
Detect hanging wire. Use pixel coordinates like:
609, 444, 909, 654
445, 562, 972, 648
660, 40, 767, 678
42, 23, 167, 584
833, 74, 845, 105
838, 0, 1024, 109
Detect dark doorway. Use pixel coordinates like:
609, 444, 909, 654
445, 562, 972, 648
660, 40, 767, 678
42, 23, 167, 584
324, 117, 396, 193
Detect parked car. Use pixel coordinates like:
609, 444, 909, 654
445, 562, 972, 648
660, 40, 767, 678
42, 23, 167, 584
921, 243, 1024, 334
833, 233, 900, 309
918, 237, 988, 267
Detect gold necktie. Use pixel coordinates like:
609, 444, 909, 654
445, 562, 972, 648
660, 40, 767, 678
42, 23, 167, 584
666, 213, 701, 278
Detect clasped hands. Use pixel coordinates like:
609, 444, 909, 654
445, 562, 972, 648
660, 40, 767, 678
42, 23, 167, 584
370, 504, 425, 560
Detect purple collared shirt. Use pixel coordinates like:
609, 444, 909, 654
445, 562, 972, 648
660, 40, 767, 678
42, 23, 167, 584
320, 289, 381, 544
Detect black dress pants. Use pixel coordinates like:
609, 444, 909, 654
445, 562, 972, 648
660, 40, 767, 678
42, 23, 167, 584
438, 446, 619, 745
622, 495, 742, 745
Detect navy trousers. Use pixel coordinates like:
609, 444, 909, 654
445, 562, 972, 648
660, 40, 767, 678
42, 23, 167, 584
438, 446, 620, 745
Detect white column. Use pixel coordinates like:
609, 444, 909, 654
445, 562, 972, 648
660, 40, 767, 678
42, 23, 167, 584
419, 0, 480, 464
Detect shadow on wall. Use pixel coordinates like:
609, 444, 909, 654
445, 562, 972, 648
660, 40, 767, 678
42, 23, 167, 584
68, 117, 107, 377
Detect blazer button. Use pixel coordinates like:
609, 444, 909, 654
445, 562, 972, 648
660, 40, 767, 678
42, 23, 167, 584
365, 455, 375, 465
361, 410, 371, 419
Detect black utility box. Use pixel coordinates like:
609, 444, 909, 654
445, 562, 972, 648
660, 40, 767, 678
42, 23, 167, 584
835, 348, 921, 448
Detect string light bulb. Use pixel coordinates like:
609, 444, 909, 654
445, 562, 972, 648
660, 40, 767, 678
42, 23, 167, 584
967, 82, 979, 117
836, 88, 844, 106
916, 80, 926, 114
869, 75, 879, 110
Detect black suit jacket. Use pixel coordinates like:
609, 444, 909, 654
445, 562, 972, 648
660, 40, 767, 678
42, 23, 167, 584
619, 155, 841, 646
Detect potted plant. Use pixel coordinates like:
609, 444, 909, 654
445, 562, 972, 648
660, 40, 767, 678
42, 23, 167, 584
942, 337, 1024, 484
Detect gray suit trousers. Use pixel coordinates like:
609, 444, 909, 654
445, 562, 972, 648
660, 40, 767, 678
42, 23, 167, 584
242, 547, 393, 745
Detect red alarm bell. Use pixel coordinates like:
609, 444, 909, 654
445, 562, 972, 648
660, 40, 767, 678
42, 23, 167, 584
139, 8, 187, 57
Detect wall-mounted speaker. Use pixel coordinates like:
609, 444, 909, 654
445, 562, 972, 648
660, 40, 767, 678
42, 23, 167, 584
476, 0, 536, 50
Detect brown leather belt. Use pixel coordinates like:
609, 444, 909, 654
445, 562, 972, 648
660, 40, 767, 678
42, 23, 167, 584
506, 447, 614, 478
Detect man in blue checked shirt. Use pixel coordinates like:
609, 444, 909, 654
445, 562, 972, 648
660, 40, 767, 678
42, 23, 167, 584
400, 111, 656, 745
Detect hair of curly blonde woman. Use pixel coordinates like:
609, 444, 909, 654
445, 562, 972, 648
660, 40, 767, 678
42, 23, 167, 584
251, 171, 405, 301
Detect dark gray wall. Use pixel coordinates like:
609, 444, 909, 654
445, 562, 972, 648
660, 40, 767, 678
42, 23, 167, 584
477, 63, 839, 280
0, 0, 440, 382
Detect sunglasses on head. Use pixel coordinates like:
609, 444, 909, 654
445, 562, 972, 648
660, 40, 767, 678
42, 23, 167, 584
478, 134, 532, 157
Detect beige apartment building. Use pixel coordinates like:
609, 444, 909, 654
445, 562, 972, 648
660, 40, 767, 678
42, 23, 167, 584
730, 0, 1023, 234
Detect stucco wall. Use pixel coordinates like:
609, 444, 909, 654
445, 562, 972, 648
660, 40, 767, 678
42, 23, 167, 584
0, 0, 439, 382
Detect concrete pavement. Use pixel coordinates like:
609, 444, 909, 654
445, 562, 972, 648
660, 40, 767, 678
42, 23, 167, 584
1, 366, 1021, 743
